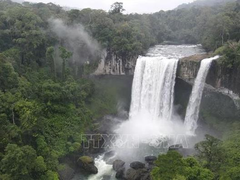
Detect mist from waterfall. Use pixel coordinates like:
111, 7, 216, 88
111, 45, 206, 164
113, 54, 188, 164
184, 56, 219, 135
86, 45, 206, 180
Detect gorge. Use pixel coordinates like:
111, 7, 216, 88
1, 0, 240, 180
72, 44, 238, 180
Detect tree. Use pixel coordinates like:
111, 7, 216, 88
151, 151, 186, 180
109, 2, 125, 14
151, 151, 214, 180
195, 135, 224, 178
67, 9, 81, 23
0, 55, 19, 92
4, 6, 45, 64
59, 46, 72, 81
0, 144, 48, 180
184, 157, 214, 180
219, 123, 240, 180
46, 46, 55, 76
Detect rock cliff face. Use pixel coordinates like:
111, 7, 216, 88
177, 54, 240, 97
176, 54, 240, 121
94, 51, 137, 75
177, 54, 209, 81
95, 52, 240, 98
94, 53, 240, 128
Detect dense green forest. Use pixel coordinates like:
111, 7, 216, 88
0, 0, 240, 179
176, 0, 237, 9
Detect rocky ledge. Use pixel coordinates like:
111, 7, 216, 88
177, 54, 211, 81
95, 52, 240, 98
177, 54, 240, 97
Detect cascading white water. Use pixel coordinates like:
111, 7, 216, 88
113, 45, 202, 161
112, 55, 183, 164
130, 56, 178, 121
88, 155, 116, 180
184, 56, 219, 135
81, 45, 205, 180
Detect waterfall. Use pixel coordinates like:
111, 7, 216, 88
184, 56, 219, 135
113, 55, 181, 164
130, 56, 179, 121
79, 45, 209, 180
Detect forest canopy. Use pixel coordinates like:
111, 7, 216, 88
0, 0, 240, 179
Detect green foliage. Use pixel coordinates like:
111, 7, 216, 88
87, 79, 119, 118
79, 156, 93, 163
46, 46, 55, 76
34, 156, 47, 172
3, 6, 45, 64
59, 46, 72, 81
151, 151, 213, 180
0, 55, 19, 92
216, 42, 240, 68
0, 144, 50, 180
194, 131, 240, 180
0, 0, 240, 179
152, 151, 186, 180
219, 122, 240, 180
109, 2, 125, 14
195, 135, 224, 177
184, 157, 214, 180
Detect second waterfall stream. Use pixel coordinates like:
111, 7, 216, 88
85, 45, 218, 180
184, 55, 219, 135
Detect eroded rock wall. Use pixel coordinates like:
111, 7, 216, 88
177, 54, 240, 97
94, 51, 137, 75
95, 52, 240, 98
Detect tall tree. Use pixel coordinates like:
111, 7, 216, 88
59, 46, 72, 81
109, 2, 125, 14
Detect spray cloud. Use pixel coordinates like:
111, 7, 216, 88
48, 18, 103, 74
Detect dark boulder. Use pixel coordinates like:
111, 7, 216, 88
130, 161, 145, 170
116, 167, 125, 179
168, 144, 183, 151
145, 156, 157, 164
103, 151, 115, 160
77, 156, 98, 174
146, 163, 156, 171
125, 168, 150, 180
58, 164, 75, 180
113, 160, 125, 171
104, 151, 116, 164
113, 160, 126, 179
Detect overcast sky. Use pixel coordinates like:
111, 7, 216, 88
25, 0, 195, 13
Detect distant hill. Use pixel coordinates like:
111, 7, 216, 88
176, 0, 237, 9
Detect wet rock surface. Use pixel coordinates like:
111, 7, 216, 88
130, 161, 145, 170
113, 160, 126, 171
77, 156, 98, 174
58, 164, 75, 180
125, 168, 151, 180
113, 160, 126, 179
144, 156, 157, 165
